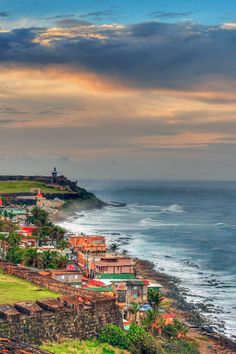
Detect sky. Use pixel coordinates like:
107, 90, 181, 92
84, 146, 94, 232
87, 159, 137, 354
1, 0, 236, 180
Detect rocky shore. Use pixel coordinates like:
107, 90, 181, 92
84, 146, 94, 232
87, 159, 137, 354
135, 258, 236, 354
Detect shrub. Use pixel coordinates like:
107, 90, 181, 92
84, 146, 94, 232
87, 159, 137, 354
161, 319, 188, 339
164, 339, 199, 354
128, 324, 163, 354
98, 325, 132, 350
99, 324, 163, 354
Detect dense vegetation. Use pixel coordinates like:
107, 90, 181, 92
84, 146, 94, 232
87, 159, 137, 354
29, 207, 67, 247
98, 324, 200, 354
0, 208, 68, 268
99, 324, 163, 354
5, 247, 68, 269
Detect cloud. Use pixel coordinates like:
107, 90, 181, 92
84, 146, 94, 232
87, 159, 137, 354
1, 9, 236, 97
0, 20, 236, 93
0, 12, 9, 18
79, 9, 115, 20
149, 11, 194, 19
41, 14, 75, 21
223, 22, 236, 28
55, 18, 92, 28
0, 107, 27, 115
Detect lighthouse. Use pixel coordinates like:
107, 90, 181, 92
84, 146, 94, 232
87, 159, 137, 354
52, 167, 58, 184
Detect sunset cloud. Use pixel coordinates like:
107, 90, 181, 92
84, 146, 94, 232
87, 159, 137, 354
1, 5, 236, 178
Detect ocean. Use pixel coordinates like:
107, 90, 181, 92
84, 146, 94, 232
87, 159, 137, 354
58, 179, 236, 340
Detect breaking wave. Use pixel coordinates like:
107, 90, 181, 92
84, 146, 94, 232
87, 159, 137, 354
163, 204, 185, 213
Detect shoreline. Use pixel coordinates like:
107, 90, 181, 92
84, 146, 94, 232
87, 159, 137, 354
54, 202, 236, 353
134, 258, 236, 353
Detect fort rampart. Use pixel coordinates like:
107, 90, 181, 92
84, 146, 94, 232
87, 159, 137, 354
0, 261, 123, 344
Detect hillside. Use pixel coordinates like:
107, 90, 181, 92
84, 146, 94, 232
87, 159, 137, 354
0, 178, 105, 212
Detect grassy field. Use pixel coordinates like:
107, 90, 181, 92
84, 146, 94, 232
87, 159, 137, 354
0, 270, 59, 304
0, 181, 65, 194
41, 339, 129, 354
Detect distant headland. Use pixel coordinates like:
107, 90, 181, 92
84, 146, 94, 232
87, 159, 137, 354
0, 168, 104, 212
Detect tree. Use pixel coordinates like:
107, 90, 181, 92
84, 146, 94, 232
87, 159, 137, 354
142, 310, 160, 334
0, 232, 8, 259
7, 232, 22, 247
6, 247, 25, 264
109, 243, 119, 253
58, 239, 69, 250
3, 210, 8, 221
50, 225, 66, 246
148, 289, 165, 311
160, 318, 188, 339
31, 207, 49, 226
23, 248, 44, 268
0, 220, 16, 233
8, 211, 14, 221
129, 303, 140, 323
23, 248, 38, 267
41, 250, 67, 269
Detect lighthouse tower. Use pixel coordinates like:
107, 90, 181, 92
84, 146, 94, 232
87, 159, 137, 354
52, 167, 58, 184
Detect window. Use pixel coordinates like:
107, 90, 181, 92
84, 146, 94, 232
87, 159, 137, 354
118, 290, 126, 303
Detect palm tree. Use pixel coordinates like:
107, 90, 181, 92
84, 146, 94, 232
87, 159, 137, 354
161, 318, 188, 339
58, 239, 69, 250
22, 248, 38, 267
129, 303, 140, 323
34, 252, 45, 269
142, 309, 160, 335
0, 233, 8, 259
3, 210, 8, 221
22, 249, 45, 269
8, 211, 14, 221
7, 232, 22, 247
109, 243, 119, 253
148, 289, 165, 310
42, 250, 54, 268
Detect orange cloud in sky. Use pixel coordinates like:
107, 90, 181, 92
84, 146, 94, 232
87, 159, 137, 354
1, 65, 236, 160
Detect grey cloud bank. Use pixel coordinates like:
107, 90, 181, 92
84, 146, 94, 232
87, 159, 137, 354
0, 21, 236, 92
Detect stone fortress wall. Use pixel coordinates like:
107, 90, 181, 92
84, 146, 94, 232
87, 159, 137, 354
0, 261, 123, 345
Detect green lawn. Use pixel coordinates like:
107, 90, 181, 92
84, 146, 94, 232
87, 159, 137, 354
41, 339, 129, 354
0, 181, 65, 194
0, 270, 59, 304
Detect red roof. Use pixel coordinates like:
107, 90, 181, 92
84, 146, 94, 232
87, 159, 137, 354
66, 264, 76, 271
36, 192, 43, 198
85, 279, 106, 287
143, 279, 150, 285
21, 227, 36, 232
161, 314, 176, 319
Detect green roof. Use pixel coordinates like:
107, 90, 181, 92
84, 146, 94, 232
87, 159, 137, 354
96, 273, 136, 280
85, 286, 113, 292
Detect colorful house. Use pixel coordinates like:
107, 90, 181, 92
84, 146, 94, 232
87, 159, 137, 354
20, 237, 38, 248
95, 256, 135, 275
38, 269, 82, 287
69, 235, 106, 254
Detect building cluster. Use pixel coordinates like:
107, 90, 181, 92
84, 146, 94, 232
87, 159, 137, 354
67, 234, 164, 325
